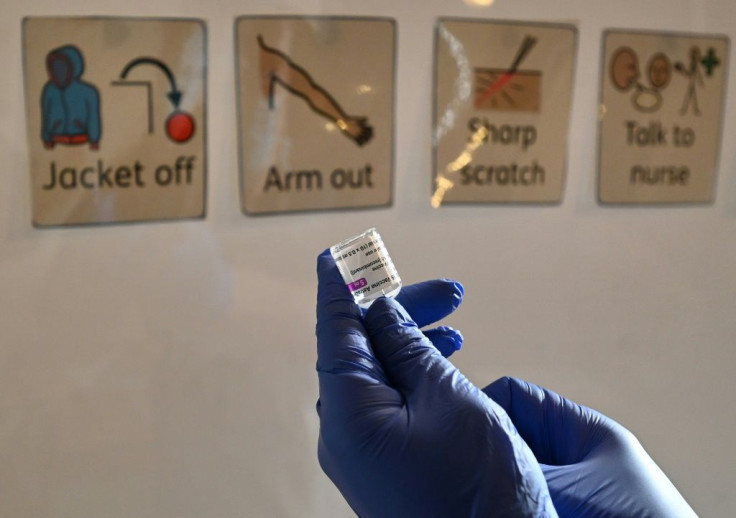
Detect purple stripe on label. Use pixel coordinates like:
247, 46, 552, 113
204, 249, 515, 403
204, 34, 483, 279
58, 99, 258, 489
347, 278, 368, 292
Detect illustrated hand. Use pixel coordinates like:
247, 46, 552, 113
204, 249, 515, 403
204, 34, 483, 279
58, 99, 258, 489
338, 116, 373, 146
483, 377, 696, 517
316, 252, 556, 518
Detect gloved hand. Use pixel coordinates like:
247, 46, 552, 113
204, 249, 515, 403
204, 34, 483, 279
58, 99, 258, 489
316, 251, 556, 518
483, 377, 696, 517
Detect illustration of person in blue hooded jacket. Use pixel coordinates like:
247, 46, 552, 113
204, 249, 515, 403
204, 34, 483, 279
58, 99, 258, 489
41, 45, 101, 150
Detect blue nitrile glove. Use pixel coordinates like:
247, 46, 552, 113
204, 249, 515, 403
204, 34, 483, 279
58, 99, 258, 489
316, 251, 557, 518
483, 377, 696, 517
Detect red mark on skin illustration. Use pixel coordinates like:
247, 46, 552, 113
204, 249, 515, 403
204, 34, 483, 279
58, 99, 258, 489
476, 36, 537, 108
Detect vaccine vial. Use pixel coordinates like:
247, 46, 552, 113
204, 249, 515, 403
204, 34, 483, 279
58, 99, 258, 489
330, 228, 402, 308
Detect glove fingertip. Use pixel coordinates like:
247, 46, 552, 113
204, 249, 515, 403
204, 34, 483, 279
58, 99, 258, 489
442, 278, 465, 299
317, 249, 334, 272
424, 326, 464, 358
316, 250, 355, 306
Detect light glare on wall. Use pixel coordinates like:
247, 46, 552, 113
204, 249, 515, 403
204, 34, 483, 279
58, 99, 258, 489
464, 0, 495, 6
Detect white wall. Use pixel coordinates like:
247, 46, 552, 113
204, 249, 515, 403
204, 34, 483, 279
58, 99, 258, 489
2, 1, 735, 516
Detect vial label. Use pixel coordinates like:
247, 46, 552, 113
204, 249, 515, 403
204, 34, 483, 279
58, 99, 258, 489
330, 228, 402, 308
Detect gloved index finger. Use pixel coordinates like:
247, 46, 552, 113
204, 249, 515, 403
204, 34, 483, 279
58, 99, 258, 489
394, 279, 464, 328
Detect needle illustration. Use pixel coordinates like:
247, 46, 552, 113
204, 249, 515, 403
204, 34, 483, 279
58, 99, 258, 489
476, 35, 537, 108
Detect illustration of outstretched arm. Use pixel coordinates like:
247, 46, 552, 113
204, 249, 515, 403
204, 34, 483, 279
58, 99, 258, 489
257, 35, 373, 146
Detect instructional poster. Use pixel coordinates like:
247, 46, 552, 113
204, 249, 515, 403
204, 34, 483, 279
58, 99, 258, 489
236, 16, 395, 214
22, 17, 207, 226
599, 30, 728, 204
433, 19, 577, 205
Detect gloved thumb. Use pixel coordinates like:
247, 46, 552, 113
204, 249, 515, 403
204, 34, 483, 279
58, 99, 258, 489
364, 297, 454, 397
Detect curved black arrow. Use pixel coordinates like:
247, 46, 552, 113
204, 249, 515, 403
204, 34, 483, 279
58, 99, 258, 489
120, 57, 182, 109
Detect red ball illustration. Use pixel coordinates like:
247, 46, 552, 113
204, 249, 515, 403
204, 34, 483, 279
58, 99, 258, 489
166, 110, 195, 143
